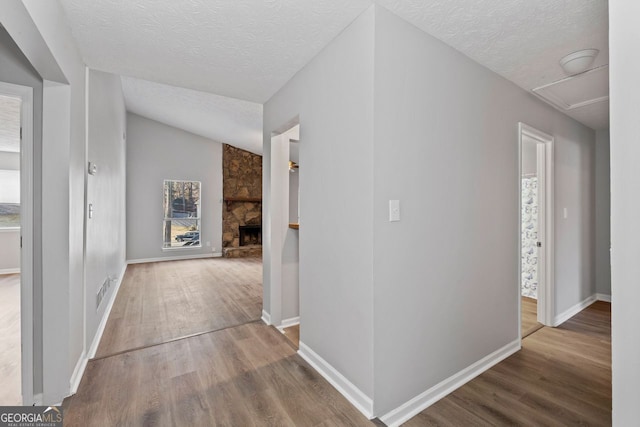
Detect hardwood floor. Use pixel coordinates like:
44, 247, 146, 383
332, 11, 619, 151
95, 258, 262, 358
521, 296, 543, 338
282, 324, 300, 349
65, 322, 372, 427
404, 301, 611, 426
66, 257, 611, 426
0, 273, 21, 406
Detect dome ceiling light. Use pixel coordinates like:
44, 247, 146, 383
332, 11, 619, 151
559, 49, 599, 75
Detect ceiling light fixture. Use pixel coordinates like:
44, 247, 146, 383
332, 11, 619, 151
559, 49, 599, 75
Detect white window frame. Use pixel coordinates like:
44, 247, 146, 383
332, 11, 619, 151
162, 179, 202, 250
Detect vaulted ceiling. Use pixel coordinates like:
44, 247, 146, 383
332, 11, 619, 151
58, 0, 609, 153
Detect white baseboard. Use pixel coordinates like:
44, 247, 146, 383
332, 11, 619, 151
0, 267, 20, 275
277, 316, 300, 330
380, 339, 520, 427
595, 293, 612, 303
553, 294, 597, 326
68, 263, 127, 397
87, 264, 127, 360
69, 350, 88, 394
127, 252, 222, 264
298, 341, 374, 419
261, 310, 271, 325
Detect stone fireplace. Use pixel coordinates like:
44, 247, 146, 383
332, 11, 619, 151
222, 144, 262, 258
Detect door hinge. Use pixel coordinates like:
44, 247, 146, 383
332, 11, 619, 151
20, 236, 22, 248
20, 127, 22, 140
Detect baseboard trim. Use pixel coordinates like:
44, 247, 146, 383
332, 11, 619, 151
0, 267, 20, 275
87, 263, 127, 359
126, 252, 222, 264
553, 294, 597, 326
277, 316, 300, 330
379, 339, 521, 427
69, 351, 88, 394
298, 341, 374, 419
261, 310, 271, 325
595, 293, 612, 303
68, 264, 127, 396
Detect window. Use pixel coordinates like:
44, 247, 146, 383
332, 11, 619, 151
163, 180, 201, 249
0, 169, 20, 229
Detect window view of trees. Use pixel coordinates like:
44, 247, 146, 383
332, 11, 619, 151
163, 180, 201, 248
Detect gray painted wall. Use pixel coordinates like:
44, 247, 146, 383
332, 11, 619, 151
264, 7, 375, 397
0, 22, 44, 395
126, 113, 223, 261
372, 7, 596, 414
610, 2, 640, 421
521, 136, 538, 176
85, 70, 127, 350
595, 130, 611, 296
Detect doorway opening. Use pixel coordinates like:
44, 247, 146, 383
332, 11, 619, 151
0, 82, 34, 406
265, 121, 300, 348
519, 123, 554, 339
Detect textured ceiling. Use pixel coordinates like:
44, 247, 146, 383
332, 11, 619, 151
59, 0, 609, 145
376, 0, 609, 129
0, 95, 21, 153
122, 76, 263, 154
59, 0, 371, 103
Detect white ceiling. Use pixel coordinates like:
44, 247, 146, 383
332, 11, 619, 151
58, 0, 371, 103
0, 95, 21, 153
375, 0, 609, 130
122, 76, 263, 154
58, 0, 609, 153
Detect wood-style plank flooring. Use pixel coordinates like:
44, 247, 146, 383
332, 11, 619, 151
65, 322, 372, 426
404, 301, 611, 426
0, 273, 21, 406
67, 256, 611, 426
282, 324, 300, 349
521, 296, 543, 338
95, 258, 262, 358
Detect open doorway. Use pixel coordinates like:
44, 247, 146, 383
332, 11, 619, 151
0, 83, 33, 405
519, 123, 554, 339
264, 122, 300, 347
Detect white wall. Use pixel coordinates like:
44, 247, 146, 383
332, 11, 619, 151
595, 130, 611, 297
0, 151, 21, 273
126, 113, 223, 261
1, 1, 127, 404
0, 230, 20, 273
521, 137, 538, 176
609, 1, 640, 423
0, 16, 45, 398
14, 0, 88, 403
264, 6, 375, 399
85, 69, 127, 352
372, 6, 596, 415
0, 151, 20, 169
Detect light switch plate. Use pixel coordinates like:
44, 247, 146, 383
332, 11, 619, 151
389, 200, 400, 222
